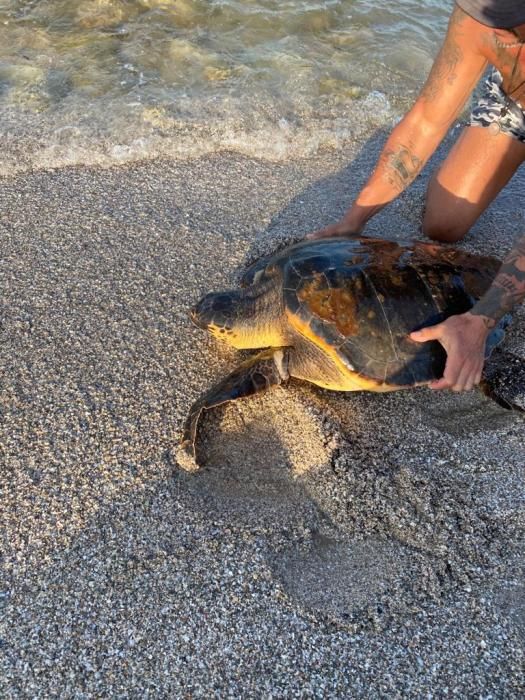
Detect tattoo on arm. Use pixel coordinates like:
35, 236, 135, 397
471, 234, 525, 325
420, 7, 465, 102
381, 144, 423, 192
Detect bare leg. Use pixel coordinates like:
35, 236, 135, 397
423, 126, 525, 242
177, 348, 289, 471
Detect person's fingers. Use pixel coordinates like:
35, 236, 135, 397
431, 355, 484, 391
467, 358, 485, 390
473, 363, 484, 386
307, 224, 347, 239
461, 358, 481, 391
429, 347, 464, 390
417, 313, 489, 393
450, 353, 486, 391
306, 229, 329, 240
444, 351, 464, 385
460, 354, 486, 391
464, 377, 476, 391
429, 377, 454, 390
463, 371, 475, 391
410, 324, 444, 342
450, 363, 473, 392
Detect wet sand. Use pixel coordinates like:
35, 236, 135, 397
0, 138, 524, 697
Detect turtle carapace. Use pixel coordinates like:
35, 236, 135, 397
178, 235, 518, 470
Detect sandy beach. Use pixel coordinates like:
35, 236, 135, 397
0, 138, 524, 697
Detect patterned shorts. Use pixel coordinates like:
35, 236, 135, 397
470, 68, 525, 144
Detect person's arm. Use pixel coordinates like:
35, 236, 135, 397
410, 233, 525, 391
309, 6, 488, 238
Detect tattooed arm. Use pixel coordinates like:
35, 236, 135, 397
410, 233, 525, 391
308, 6, 488, 239
471, 234, 525, 324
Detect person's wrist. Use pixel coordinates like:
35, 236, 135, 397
344, 198, 385, 232
463, 310, 494, 335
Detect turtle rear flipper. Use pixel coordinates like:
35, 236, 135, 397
177, 348, 290, 471
480, 349, 525, 412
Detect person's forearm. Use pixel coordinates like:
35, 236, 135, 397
470, 233, 525, 326
311, 7, 487, 239
341, 110, 449, 231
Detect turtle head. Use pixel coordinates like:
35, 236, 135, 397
190, 286, 285, 349
191, 290, 248, 347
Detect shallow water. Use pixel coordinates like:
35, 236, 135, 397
0, 0, 449, 173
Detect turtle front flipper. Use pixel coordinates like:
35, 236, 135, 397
177, 348, 290, 471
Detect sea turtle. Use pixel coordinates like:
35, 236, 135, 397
178, 235, 520, 471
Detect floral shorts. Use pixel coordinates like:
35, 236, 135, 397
470, 68, 525, 144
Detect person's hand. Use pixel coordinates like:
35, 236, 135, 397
306, 216, 364, 240
409, 312, 492, 391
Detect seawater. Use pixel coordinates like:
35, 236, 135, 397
0, 0, 450, 175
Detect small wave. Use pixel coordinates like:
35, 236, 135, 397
0, 91, 395, 176
0, 0, 448, 176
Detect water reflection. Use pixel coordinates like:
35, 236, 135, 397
0, 0, 448, 171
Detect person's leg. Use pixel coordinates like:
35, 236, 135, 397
423, 125, 525, 243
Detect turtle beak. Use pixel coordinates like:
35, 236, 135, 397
190, 301, 209, 330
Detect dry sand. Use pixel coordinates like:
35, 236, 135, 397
0, 134, 524, 697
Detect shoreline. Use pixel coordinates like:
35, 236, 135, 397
0, 148, 524, 696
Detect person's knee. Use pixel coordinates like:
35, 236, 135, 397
422, 211, 470, 243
